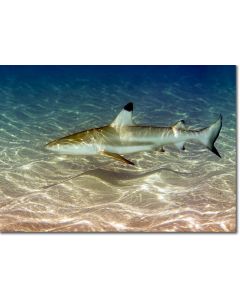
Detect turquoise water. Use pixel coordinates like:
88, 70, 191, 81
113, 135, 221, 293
0, 66, 236, 232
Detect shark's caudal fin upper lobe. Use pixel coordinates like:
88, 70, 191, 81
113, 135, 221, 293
198, 114, 223, 158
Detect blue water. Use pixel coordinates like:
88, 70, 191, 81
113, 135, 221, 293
0, 66, 236, 232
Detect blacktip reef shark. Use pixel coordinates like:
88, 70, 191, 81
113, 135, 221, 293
46, 102, 222, 166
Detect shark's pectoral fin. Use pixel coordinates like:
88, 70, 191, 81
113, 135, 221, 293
175, 142, 185, 151
101, 151, 135, 165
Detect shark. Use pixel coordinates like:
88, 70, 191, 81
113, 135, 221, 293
46, 102, 222, 165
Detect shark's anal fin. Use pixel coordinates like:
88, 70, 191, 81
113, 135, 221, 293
101, 151, 135, 165
175, 142, 185, 151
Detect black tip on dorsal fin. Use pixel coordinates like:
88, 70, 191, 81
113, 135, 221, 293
124, 102, 133, 112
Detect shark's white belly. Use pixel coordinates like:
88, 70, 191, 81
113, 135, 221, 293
47, 142, 156, 156
103, 144, 155, 154
48, 144, 99, 155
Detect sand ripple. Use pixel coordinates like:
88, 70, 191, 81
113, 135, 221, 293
0, 67, 236, 232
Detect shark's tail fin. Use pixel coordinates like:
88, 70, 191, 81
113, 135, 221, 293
198, 115, 223, 158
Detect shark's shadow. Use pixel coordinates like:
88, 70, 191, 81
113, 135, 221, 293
42, 167, 194, 189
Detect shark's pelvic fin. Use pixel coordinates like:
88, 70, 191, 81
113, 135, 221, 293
111, 102, 134, 127
101, 151, 135, 165
172, 120, 186, 150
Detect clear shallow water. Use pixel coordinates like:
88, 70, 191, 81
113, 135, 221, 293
0, 66, 236, 232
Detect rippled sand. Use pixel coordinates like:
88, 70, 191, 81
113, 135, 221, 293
0, 67, 236, 232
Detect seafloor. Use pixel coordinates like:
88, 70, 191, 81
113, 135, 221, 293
0, 66, 236, 232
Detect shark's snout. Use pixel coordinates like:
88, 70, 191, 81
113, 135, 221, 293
45, 141, 59, 151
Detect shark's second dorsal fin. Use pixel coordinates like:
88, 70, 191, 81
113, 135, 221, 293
111, 102, 134, 127
172, 120, 186, 130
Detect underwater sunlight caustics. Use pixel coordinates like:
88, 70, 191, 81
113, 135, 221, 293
46, 102, 223, 166
0, 66, 236, 232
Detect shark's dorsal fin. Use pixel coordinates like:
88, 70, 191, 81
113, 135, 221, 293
172, 120, 186, 130
111, 102, 134, 127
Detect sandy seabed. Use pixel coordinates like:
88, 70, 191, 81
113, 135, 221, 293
0, 68, 236, 232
